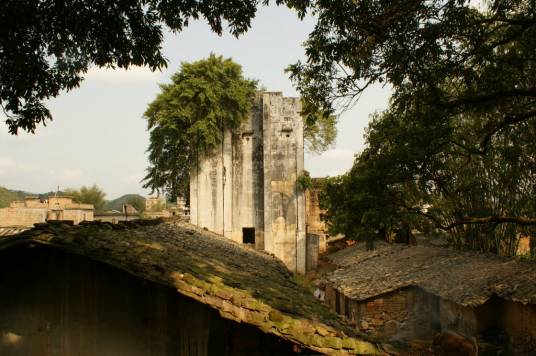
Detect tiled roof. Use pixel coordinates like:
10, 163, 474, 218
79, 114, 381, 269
0, 220, 382, 355
0, 227, 30, 237
327, 242, 536, 307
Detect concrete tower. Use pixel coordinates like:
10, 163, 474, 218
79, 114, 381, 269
189, 92, 307, 273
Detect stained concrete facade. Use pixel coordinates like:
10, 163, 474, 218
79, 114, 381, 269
190, 92, 306, 273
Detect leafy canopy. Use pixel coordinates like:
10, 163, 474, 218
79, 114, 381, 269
301, 0, 536, 253
1, 0, 310, 134
64, 185, 107, 212
143, 54, 257, 200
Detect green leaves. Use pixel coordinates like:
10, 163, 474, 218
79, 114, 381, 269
291, 0, 536, 254
301, 99, 337, 154
142, 54, 256, 201
65, 185, 107, 212
0, 0, 268, 134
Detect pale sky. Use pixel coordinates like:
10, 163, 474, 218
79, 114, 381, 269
0, 5, 390, 199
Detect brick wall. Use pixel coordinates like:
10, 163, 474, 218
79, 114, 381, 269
325, 286, 439, 340
327, 282, 536, 352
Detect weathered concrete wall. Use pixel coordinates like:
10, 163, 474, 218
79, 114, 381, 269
262, 93, 305, 273
0, 246, 305, 356
190, 92, 306, 273
230, 99, 264, 246
306, 234, 319, 271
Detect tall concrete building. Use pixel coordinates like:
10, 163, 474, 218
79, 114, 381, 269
190, 92, 307, 273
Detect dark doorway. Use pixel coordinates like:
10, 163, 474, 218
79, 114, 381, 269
242, 227, 255, 244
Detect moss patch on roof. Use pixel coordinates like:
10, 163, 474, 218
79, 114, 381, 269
0, 220, 382, 355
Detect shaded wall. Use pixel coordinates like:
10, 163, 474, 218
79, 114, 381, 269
0, 246, 305, 356
325, 286, 439, 340
305, 186, 328, 253
496, 299, 536, 354
327, 283, 536, 353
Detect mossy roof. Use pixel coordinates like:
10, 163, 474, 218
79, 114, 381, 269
0, 220, 383, 355
327, 242, 536, 307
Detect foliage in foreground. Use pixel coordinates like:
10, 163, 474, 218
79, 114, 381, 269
305, 0, 536, 254
1, 0, 312, 134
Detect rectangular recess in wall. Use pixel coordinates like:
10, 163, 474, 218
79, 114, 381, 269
242, 227, 255, 244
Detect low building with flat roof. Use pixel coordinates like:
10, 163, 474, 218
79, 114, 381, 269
0, 196, 94, 228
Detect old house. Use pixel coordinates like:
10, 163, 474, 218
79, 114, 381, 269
190, 91, 312, 273
0, 220, 381, 356
0, 195, 93, 227
324, 242, 536, 354
145, 196, 166, 211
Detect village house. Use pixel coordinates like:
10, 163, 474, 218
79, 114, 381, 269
144, 196, 190, 220
0, 220, 381, 356
190, 91, 316, 273
324, 242, 536, 354
0, 195, 94, 228
145, 195, 166, 211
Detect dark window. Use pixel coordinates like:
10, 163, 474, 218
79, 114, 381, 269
242, 227, 255, 244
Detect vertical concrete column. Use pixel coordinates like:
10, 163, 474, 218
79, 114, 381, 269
189, 153, 199, 225
262, 93, 274, 253
293, 98, 306, 274
223, 129, 233, 239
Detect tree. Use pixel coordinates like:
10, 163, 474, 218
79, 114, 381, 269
1, 0, 310, 134
289, 0, 536, 252
320, 95, 536, 254
301, 100, 337, 154
142, 54, 257, 201
65, 185, 107, 212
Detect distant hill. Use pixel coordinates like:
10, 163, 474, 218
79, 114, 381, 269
105, 194, 146, 212
0, 186, 35, 208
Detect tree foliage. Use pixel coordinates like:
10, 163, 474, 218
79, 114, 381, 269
143, 55, 257, 201
1, 0, 310, 134
65, 184, 107, 212
304, 0, 536, 253
301, 100, 337, 154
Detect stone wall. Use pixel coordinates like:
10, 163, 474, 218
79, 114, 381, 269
190, 92, 307, 273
